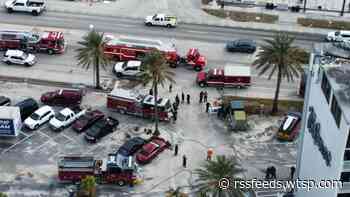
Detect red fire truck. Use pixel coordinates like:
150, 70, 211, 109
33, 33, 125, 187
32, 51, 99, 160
107, 88, 172, 121
0, 31, 65, 54
103, 36, 206, 71
58, 154, 138, 186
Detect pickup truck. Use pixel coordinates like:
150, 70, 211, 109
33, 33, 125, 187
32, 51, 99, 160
144, 14, 177, 28
49, 107, 86, 131
84, 117, 119, 143
5, 0, 46, 16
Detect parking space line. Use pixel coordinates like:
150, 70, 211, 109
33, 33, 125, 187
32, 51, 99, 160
19, 131, 29, 137
60, 133, 80, 145
0, 134, 34, 155
37, 130, 54, 141
31, 139, 55, 153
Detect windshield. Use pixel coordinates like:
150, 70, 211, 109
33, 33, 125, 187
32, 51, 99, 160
56, 113, 66, 121
57, 39, 65, 48
78, 115, 90, 125
21, 53, 28, 59
30, 113, 40, 120
87, 121, 104, 136
335, 31, 340, 36
122, 62, 128, 69
152, 14, 157, 19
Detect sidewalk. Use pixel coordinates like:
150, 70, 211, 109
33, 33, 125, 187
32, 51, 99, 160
17, 0, 350, 35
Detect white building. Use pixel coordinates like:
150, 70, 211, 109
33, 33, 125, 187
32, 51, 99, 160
296, 46, 350, 197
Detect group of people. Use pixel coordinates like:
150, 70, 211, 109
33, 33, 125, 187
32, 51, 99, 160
265, 166, 296, 180
174, 144, 214, 168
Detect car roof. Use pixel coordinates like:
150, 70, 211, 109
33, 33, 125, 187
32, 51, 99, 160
236, 39, 255, 45
6, 50, 24, 57
126, 61, 142, 67
35, 105, 52, 116
59, 108, 73, 116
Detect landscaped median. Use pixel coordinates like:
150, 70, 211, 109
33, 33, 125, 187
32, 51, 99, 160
298, 17, 350, 30
202, 8, 279, 24
223, 96, 304, 115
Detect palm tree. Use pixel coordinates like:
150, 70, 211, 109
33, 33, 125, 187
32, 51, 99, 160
253, 33, 305, 114
194, 155, 245, 197
0, 193, 8, 197
79, 176, 96, 197
141, 49, 175, 135
76, 29, 109, 89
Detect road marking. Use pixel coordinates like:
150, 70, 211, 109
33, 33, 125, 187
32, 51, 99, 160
60, 133, 80, 145
0, 134, 34, 155
31, 139, 55, 153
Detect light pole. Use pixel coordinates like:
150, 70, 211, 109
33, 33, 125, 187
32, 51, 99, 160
340, 0, 347, 16
303, 0, 307, 12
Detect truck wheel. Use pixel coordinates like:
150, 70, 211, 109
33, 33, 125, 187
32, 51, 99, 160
166, 24, 172, 28
119, 109, 126, 114
194, 66, 202, 71
47, 49, 54, 55
199, 82, 206, 87
146, 22, 152, 26
117, 180, 126, 186
116, 72, 122, 78
169, 63, 177, 68
25, 63, 31, 67
32, 11, 38, 16
5, 61, 11, 65
7, 8, 13, 13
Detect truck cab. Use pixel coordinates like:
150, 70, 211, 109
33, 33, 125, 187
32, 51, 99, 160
49, 107, 86, 131
5, 0, 46, 16
177, 48, 206, 71
145, 13, 177, 28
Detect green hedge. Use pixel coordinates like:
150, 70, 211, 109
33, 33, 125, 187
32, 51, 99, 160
223, 96, 304, 115
298, 17, 350, 30
203, 9, 278, 23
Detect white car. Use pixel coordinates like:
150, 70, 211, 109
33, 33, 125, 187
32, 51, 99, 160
113, 61, 143, 78
145, 13, 177, 28
49, 107, 86, 131
326, 31, 350, 42
3, 50, 36, 66
5, 0, 46, 16
24, 105, 55, 130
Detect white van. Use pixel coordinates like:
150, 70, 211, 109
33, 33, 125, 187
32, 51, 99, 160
326, 31, 350, 42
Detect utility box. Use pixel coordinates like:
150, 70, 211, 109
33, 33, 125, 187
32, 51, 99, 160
0, 107, 22, 137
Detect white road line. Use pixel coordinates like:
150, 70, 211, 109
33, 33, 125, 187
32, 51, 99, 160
0, 134, 34, 155
31, 139, 55, 153
37, 130, 53, 140
60, 133, 80, 145
19, 131, 29, 137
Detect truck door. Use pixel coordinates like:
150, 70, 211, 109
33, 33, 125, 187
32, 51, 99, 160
153, 17, 161, 26
207, 74, 224, 87
13, 2, 26, 11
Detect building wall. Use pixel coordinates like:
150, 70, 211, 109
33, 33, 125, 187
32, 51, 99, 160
296, 69, 348, 197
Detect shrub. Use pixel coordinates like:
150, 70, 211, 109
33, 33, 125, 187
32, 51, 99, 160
202, 9, 278, 23
298, 17, 350, 30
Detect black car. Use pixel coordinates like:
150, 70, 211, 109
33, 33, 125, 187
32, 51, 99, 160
15, 98, 39, 121
226, 39, 256, 53
84, 117, 119, 143
117, 137, 147, 156
0, 96, 11, 106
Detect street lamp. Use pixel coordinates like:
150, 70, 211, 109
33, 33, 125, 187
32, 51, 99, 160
89, 24, 94, 31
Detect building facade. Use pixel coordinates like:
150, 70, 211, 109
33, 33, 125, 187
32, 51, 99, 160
296, 51, 350, 197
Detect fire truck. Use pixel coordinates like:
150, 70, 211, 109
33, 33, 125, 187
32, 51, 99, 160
0, 31, 65, 54
103, 36, 206, 71
58, 154, 138, 186
106, 88, 172, 121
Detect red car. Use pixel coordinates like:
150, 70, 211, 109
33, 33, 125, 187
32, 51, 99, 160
41, 89, 83, 107
72, 110, 104, 133
276, 112, 302, 141
136, 137, 170, 164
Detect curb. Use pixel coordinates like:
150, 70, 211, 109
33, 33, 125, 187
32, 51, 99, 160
46, 7, 327, 37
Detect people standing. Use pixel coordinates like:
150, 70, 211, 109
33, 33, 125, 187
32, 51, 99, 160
169, 84, 173, 93
207, 148, 214, 161
271, 166, 277, 179
199, 91, 203, 103
149, 88, 153, 96
181, 92, 185, 104
290, 166, 295, 180
203, 91, 208, 103
206, 102, 211, 113
175, 94, 180, 106
187, 94, 190, 104
172, 102, 178, 112
174, 144, 178, 156
182, 155, 187, 168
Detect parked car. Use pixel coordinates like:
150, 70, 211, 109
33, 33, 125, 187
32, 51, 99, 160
113, 60, 143, 78
0, 96, 11, 106
117, 137, 147, 156
72, 109, 104, 133
136, 137, 170, 164
41, 89, 82, 107
226, 39, 256, 53
326, 30, 350, 42
144, 13, 177, 28
14, 98, 39, 121
84, 117, 119, 143
24, 105, 54, 130
3, 50, 36, 66
5, 0, 46, 16
49, 107, 86, 131
276, 112, 302, 141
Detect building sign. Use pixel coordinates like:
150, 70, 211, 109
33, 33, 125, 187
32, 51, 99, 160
307, 106, 332, 167
0, 119, 15, 136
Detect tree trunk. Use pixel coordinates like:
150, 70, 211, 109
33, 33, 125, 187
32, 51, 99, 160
95, 56, 100, 89
153, 82, 160, 136
272, 65, 282, 114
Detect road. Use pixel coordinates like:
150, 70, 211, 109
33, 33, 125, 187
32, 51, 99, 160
0, 11, 320, 99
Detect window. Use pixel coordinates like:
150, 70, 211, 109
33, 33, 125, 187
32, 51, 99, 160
321, 72, 331, 103
14, 3, 24, 6
344, 150, 350, 161
338, 193, 350, 197
347, 131, 350, 148
341, 172, 350, 182
331, 95, 342, 128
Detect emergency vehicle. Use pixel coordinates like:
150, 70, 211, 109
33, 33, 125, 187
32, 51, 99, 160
103, 36, 207, 71
0, 30, 65, 54
106, 88, 172, 121
144, 13, 177, 28
58, 154, 138, 186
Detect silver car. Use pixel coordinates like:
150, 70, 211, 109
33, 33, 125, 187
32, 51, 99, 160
3, 50, 36, 66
